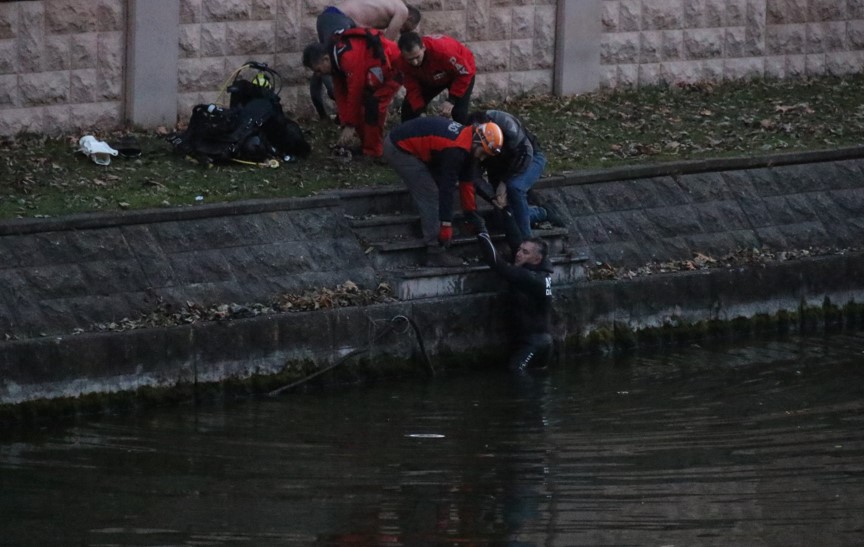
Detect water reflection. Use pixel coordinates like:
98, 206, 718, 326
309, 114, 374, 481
1, 334, 863, 545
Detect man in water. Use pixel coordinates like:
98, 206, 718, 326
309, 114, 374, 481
477, 232, 554, 372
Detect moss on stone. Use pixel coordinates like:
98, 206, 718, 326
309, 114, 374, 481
7, 298, 864, 426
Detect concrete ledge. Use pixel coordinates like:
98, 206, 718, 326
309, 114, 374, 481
4, 251, 864, 407
541, 145, 864, 188
7, 146, 864, 237
0, 195, 341, 236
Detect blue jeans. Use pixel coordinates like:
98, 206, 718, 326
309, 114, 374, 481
507, 150, 546, 239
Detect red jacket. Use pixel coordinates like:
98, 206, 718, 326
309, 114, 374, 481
331, 28, 401, 127
394, 34, 476, 111
390, 117, 476, 223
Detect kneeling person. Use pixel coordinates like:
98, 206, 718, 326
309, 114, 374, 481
469, 109, 558, 240
302, 29, 401, 159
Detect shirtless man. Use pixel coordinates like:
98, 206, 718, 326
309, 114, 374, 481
311, 0, 421, 119
317, 0, 421, 42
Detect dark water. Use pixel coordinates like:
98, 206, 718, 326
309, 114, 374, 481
2, 334, 864, 546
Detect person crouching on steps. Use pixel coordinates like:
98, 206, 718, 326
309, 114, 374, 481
383, 116, 504, 267
468, 109, 564, 240
477, 232, 554, 372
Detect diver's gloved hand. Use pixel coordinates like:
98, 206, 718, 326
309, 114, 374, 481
438, 222, 453, 247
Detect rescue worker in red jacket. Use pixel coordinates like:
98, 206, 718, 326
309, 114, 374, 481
383, 116, 503, 267
302, 28, 401, 159
394, 32, 476, 124
311, 1, 421, 120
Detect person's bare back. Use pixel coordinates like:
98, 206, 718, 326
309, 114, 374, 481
336, 0, 415, 40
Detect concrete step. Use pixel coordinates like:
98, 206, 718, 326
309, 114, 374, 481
346, 200, 508, 242
384, 254, 589, 300
362, 227, 572, 270
334, 185, 583, 298
347, 212, 422, 242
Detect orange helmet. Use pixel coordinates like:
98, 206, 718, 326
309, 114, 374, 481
475, 122, 503, 155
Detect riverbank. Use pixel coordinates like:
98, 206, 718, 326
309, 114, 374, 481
3, 249, 864, 422
2, 75, 863, 220
3, 149, 864, 418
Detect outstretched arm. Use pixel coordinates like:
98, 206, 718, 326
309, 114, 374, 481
309, 74, 329, 119
382, 2, 409, 40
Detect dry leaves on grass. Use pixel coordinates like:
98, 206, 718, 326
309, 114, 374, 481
585, 247, 849, 281
3, 74, 864, 219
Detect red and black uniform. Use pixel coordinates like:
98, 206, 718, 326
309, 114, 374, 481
331, 28, 402, 157
394, 34, 476, 124
384, 117, 476, 246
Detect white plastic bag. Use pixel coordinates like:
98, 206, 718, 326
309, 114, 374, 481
78, 135, 119, 166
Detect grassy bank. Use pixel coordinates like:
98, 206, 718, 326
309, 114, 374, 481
1, 74, 862, 221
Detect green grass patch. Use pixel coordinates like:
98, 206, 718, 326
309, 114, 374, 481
1, 74, 862, 220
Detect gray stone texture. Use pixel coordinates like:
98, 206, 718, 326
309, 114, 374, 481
2, 155, 864, 345
602, 0, 864, 87
0, 201, 378, 339
541, 157, 864, 265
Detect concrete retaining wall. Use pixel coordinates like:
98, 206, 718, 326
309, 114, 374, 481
542, 154, 864, 266
3, 152, 864, 406
0, 196, 378, 339
3, 251, 863, 406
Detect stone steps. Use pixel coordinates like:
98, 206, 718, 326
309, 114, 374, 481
387, 255, 589, 300
332, 184, 586, 300
349, 207, 570, 260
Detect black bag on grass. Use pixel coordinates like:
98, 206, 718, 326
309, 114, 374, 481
167, 62, 311, 165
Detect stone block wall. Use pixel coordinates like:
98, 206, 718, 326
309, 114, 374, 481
601, 0, 864, 88
0, 0, 556, 135
1, 0, 864, 136
0, 0, 126, 136
176, 0, 558, 118
538, 157, 864, 267
0, 197, 378, 339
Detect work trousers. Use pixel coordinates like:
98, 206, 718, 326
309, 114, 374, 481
383, 138, 441, 246
400, 77, 475, 125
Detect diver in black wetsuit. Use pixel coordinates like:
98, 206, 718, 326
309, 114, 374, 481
477, 232, 554, 372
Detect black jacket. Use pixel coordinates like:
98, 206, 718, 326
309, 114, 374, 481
474, 109, 540, 185
478, 233, 552, 338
